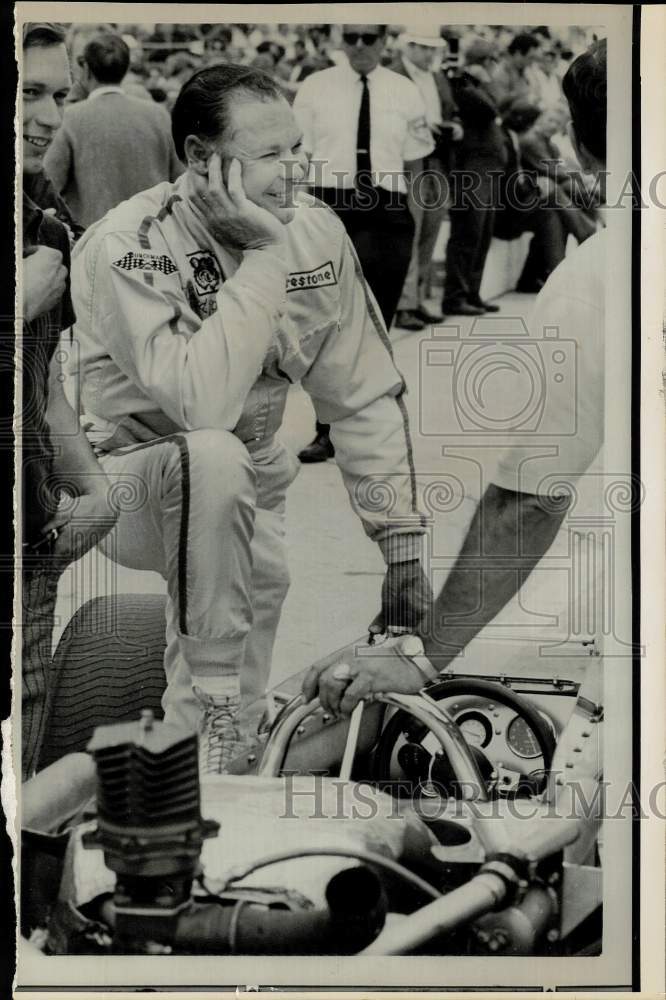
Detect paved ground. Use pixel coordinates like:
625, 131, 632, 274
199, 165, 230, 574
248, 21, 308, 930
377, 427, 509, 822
55, 290, 587, 695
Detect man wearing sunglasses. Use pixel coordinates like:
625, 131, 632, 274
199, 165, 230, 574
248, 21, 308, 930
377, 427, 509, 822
294, 24, 434, 463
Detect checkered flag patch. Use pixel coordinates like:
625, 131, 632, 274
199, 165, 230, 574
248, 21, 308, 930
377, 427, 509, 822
113, 251, 178, 275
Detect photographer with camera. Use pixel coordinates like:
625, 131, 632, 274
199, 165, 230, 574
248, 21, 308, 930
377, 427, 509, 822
305, 39, 608, 714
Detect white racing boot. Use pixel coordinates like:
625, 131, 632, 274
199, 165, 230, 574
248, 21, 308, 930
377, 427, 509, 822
194, 686, 255, 777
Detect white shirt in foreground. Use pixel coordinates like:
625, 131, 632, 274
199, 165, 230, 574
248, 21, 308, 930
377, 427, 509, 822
479, 226, 608, 645
493, 226, 606, 498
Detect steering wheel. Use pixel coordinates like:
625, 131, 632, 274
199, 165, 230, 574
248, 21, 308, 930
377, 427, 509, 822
371, 678, 556, 799
257, 691, 491, 801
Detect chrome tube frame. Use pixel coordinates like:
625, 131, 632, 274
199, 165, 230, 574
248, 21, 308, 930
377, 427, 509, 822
360, 870, 508, 955
257, 691, 489, 801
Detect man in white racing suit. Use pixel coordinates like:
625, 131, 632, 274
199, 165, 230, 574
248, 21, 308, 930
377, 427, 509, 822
70, 64, 430, 773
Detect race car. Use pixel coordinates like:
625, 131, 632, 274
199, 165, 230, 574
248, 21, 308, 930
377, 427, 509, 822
20, 593, 603, 958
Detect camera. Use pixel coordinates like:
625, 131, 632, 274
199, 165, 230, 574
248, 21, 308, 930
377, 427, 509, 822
418, 315, 577, 437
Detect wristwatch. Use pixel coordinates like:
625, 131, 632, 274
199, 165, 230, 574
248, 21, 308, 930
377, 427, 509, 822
396, 634, 440, 685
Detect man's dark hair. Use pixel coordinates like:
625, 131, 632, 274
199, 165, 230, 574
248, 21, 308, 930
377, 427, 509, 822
562, 38, 607, 163
22, 22, 66, 50
83, 32, 130, 84
503, 99, 541, 135
508, 32, 540, 56
256, 39, 278, 63
171, 63, 284, 162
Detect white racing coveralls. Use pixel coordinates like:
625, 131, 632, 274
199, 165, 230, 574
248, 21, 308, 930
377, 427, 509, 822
70, 172, 425, 731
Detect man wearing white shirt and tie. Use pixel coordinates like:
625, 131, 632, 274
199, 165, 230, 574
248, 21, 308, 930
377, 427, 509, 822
294, 24, 434, 462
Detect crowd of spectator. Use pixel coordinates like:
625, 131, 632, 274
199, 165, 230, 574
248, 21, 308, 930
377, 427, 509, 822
31, 21, 602, 471
42, 22, 601, 272
55, 23, 599, 114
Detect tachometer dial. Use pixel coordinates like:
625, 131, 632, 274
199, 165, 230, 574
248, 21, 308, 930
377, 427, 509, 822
507, 714, 542, 758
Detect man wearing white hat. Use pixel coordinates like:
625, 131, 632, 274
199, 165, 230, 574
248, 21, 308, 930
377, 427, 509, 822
391, 26, 462, 330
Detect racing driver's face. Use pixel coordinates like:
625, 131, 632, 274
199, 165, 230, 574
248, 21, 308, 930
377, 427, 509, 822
220, 96, 308, 224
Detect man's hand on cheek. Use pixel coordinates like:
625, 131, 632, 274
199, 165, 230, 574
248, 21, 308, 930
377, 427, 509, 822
189, 154, 286, 252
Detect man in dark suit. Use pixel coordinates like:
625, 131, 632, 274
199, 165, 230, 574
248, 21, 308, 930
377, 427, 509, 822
44, 31, 182, 227
442, 38, 508, 316
391, 28, 462, 330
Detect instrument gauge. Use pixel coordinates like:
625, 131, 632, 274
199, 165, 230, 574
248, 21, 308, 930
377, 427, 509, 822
455, 711, 492, 749
507, 714, 542, 759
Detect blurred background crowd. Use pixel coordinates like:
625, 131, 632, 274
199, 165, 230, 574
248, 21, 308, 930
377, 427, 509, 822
62, 21, 598, 110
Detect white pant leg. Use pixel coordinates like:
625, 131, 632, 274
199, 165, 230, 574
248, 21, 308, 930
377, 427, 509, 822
161, 504, 291, 732
99, 429, 257, 731
240, 441, 300, 717
240, 506, 291, 715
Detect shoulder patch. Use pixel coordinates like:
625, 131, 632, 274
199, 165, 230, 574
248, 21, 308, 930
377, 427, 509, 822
287, 261, 337, 293
112, 250, 178, 275
187, 250, 222, 295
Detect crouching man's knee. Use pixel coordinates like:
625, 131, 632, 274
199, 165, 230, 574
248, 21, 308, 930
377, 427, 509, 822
177, 428, 255, 505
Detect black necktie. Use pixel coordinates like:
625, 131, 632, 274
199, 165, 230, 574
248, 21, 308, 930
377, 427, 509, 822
355, 74, 371, 184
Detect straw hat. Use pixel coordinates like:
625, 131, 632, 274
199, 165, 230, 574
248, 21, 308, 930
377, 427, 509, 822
401, 25, 447, 48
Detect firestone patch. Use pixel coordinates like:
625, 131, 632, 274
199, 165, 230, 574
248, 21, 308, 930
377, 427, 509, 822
287, 261, 337, 293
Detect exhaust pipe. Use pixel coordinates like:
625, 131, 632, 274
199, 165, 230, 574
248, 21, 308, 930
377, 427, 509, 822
173, 865, 387, 954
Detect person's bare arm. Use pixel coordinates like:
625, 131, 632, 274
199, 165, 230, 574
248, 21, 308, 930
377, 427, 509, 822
302, 483, 569, 715
420, 483, 569, 669
43, 355, 117, 560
